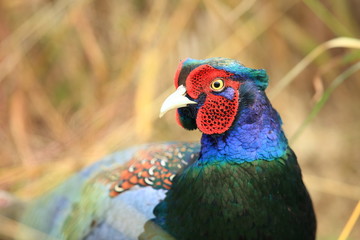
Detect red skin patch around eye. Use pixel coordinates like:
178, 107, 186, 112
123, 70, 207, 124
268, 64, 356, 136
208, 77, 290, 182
186, 64, 233, 99
185, 64, 241, 135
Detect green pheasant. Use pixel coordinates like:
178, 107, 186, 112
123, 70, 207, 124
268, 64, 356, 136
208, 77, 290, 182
18, 58, 316, 240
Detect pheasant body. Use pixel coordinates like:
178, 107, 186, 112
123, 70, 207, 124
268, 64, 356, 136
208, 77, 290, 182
149, 149, 315, 240
18, 57, 316, 240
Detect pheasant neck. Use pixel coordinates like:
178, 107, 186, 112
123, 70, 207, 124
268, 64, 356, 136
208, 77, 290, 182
199, 91, 288, 164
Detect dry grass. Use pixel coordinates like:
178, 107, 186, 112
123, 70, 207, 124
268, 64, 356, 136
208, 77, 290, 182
0, 0, 359, 239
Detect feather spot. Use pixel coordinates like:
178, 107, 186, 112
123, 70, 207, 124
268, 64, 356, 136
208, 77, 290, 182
144, 177, 154, 185
128, 165, 135, 173
169, 174, 176, 181
148, 166, 157, 176
160, 160, 167, 167
114, 183, 124, 193
181, 160, 188, 165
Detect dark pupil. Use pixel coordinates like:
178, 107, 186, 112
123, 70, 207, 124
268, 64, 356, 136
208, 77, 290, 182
213, 81, 221, 88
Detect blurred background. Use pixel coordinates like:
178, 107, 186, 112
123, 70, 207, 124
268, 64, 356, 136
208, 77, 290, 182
0, 0, 359, 239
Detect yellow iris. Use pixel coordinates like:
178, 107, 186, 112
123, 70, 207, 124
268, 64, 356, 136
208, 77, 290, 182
210, 79, 225, 92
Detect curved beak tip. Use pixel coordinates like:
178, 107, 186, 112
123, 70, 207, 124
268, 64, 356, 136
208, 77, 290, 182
159, 85, 197, 118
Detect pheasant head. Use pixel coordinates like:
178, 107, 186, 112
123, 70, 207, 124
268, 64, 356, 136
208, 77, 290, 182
160, 57, 269, 135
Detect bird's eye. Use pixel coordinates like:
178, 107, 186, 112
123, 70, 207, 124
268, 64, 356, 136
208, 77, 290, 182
210, 79, 225, 92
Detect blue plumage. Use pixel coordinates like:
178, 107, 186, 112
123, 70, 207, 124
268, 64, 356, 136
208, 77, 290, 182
200, 85, 287, 163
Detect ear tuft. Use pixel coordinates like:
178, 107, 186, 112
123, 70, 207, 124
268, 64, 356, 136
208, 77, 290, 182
248, 69, 269, 90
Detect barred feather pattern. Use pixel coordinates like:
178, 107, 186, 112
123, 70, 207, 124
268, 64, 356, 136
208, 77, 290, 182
108, 143, 199, 197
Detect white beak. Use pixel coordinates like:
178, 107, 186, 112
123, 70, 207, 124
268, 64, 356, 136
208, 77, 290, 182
159, 85, 197, 118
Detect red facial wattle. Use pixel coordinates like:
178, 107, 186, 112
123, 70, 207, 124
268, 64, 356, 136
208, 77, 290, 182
175, 64, 241, 135
197, 88, 239, 135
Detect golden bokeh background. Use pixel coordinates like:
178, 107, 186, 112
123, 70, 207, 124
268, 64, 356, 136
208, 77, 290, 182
0, 0, 359, 239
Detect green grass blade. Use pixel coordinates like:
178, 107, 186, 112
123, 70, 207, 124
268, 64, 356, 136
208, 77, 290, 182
290, 61, 360, 143
269, 37, 360, 99
303, 0, 353, 36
